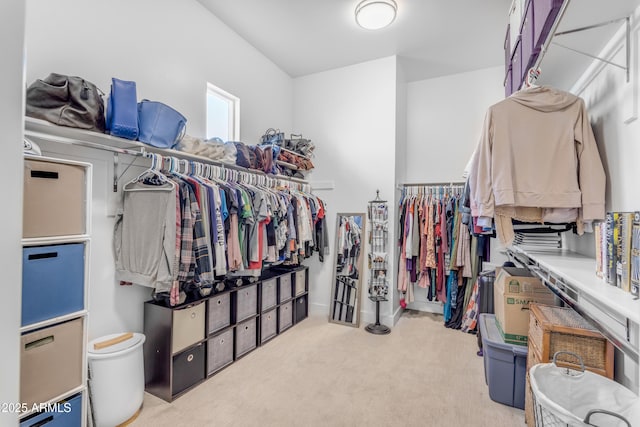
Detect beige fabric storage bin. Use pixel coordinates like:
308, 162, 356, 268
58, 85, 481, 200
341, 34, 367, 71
23, 159, 86, 238
172, 302, 205, 354
20, 317, 83, 406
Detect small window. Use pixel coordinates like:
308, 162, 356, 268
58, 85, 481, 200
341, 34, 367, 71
206, 83, 240, 141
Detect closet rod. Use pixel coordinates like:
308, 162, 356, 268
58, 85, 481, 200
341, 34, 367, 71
142, 152, 312, 195
140, 145, 309, 185
399, 181, 465, 187
25, 124, 310, 187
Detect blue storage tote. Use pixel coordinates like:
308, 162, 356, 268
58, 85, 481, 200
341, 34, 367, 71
22, 243, 85, 326
20, 393, 82, 427
479, 313, 528, 409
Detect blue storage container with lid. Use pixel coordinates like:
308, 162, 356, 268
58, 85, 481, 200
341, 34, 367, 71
479, 313, 528, 409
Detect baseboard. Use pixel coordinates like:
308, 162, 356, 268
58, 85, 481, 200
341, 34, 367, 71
392, 305, 403, 325
311, 301, 398, 328
309, 302, 328, 317
406, 300, 444, 315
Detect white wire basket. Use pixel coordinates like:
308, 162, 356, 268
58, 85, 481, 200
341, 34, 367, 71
529, 351, 640, 427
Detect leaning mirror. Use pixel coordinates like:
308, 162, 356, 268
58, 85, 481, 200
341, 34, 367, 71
329, 213, 366, 327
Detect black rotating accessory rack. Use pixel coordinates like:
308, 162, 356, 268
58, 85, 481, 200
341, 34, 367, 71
365, 190, 391, 335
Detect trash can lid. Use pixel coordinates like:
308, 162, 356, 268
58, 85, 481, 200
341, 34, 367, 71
88, 332, 145, 356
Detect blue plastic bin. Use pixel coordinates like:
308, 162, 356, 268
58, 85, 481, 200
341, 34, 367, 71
22, 243, 85, 326
479, 313, 528, 409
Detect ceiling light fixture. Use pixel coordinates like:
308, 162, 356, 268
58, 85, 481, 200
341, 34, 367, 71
355, 0, 397, 30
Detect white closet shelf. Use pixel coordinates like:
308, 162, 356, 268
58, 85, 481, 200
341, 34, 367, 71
20, 310, 89, 334
508, 245, 640, 362
22, 235, 90, 246
275, 160, 298, 170
24, 117, 310, 185
278, 145, 312, 161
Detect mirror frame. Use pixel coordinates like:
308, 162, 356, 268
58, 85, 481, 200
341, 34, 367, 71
328, 212, 366, 328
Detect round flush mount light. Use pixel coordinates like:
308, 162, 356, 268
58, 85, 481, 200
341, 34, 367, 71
355, 0, 397, 30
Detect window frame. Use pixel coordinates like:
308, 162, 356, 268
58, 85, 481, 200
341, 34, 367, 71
206, 82, 240, 141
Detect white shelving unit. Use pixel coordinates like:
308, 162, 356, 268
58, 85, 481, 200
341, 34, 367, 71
20, 155, 92, 426
508, 245, 640, 364
24, 117, 310, 191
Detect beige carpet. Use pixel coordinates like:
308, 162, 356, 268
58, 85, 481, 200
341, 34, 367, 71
132, 310, 526, 427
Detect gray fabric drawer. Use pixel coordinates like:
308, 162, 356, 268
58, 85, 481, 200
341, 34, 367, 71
235, 283, 258, 322
235, 318, 257, 358
208, 293, 231, 334
207, 329, 234, 375
295, 269, 306, 296
279, 274, 292, 302
261, 309, 277, 343
279, 301, 293, 332
261, 279, 277, 312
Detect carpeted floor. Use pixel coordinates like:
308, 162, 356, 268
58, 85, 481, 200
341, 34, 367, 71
132, 310, 526, 427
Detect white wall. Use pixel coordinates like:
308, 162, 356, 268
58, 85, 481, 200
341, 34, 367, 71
0, 1, 25, 425
405, 66, 504, 183
563, 13, 640, 392
24, 0, 294, 339
25, 0, 293, 145
294, 56, 399, 327
393, 59, 408, 320
404, 66, 505, 311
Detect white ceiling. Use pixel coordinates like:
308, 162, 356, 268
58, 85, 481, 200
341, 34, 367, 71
196, 0, 512, 82
197, 0, 640, 87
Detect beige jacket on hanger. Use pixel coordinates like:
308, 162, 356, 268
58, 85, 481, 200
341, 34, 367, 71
472, 85, 606, 223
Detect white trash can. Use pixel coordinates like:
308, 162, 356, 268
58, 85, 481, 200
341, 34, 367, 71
87, 332, 145, 427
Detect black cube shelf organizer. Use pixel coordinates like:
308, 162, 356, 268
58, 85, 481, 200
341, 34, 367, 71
143, 265, 309, 402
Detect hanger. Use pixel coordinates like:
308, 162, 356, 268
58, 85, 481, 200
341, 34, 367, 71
124, 153, 174, 191
525, 67, 541, 89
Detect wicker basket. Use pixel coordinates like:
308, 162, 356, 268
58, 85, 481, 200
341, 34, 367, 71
528, 304, 613, 378
525, 304, 614, 425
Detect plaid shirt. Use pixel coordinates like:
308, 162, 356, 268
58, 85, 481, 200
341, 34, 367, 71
177, 182, 195, 283
170, 179, 182, 306
191, 188, 214, 286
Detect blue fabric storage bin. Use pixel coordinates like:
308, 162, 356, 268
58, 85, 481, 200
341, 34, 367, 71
22, 243, 84, 326
20, 393, 82, 427
479, 313, 528, 409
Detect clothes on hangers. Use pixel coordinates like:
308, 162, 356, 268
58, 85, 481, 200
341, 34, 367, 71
114, 157, 328, 306
397, 186, 483, 323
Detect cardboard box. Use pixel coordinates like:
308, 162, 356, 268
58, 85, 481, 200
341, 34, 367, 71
494, 267, 557, 345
